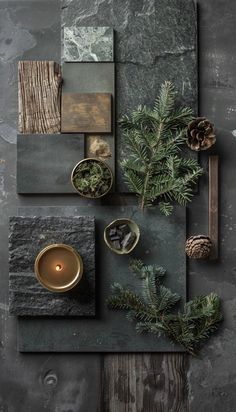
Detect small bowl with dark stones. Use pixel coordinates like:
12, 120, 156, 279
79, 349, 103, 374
104, 218, 140, 255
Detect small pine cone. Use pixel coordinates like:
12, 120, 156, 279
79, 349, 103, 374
186, 117, 216, 151
185, 235, 212, 259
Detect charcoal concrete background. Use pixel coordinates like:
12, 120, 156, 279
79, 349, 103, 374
0, 0, 236, 411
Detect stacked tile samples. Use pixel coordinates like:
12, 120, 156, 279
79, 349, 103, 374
17, 27, 115, 194
12, 0, 198, 353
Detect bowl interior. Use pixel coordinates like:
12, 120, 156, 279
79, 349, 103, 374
104, 218, 140, 255
71, 158, 113, 198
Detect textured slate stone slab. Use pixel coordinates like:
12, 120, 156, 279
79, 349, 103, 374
61, 0, 198, 192
17, 134, 84, 194
17, 205, 186, 352
61, 93, 112, 133
9, 216, 96, 316
63, 26, 114, 62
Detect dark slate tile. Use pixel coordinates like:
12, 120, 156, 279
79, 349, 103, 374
62, 62, 115, 94
9, 215, 96, 316
17, 134, 84, 194
63, 26, 114, 62
17, 205, 186, 352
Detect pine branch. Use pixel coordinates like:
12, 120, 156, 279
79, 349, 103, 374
107, 260, 222, 355
120, 81, 203, 212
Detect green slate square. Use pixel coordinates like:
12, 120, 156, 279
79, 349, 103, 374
17, 134, 85, 194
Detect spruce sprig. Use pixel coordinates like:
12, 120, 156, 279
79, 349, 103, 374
120, 81, 203, 213
107, 259, 222, 355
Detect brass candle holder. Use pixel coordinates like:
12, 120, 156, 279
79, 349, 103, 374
34, 244, 83, 292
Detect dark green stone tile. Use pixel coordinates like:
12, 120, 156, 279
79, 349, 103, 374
62, 62, 115, 94
17, 205, 186, 352
17, 134, 84, 194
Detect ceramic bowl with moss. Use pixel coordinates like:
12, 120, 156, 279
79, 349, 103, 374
104, 218, 140, 255
71, 158, 113, 198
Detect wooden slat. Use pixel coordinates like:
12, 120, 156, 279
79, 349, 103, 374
61, 92, 112, 133
209, 155, 219, 260
102, 354, 187, 412
18, 61, 62, 133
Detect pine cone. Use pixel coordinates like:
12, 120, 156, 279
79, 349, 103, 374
185, 235, 212, 259
186, 117, 216, 151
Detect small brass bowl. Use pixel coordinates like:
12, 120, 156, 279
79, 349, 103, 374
104, 218, 140, 255
71, 157, 113, 198
34, 244, 83, 293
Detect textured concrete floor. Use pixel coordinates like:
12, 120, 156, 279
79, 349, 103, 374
1, 0, 236, 411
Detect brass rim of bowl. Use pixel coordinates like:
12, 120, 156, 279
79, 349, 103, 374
104, 218, 140, 255
71, 157, 113, 199
34, 243, 83, 293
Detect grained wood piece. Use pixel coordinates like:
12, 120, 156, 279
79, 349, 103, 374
102, 354, 187, 412
18, 61, 62, 133
61, 92, 112, 133
209, 155, 219, 260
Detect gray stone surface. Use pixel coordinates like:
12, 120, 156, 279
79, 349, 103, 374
9, 216, 96, 316
17, 134, 85, 194
1, 0, 236, 410
62, 0, 198, 191
17, 205, 186, 352
63, 26, 114, 62
62, 62, 115, 93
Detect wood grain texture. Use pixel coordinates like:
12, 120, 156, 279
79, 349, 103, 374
102, 354, 187, 412
209, 155, 219, 260
18, 61, 62, 133
61, 92, 112, 133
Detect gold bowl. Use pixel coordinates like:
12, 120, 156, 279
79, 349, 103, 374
71, 157, 113, 198
104, 218, 140, 255
34, 244, 83, 293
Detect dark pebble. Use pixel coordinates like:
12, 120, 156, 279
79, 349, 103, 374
122, 232, 136, 250
112, 240, 121, 250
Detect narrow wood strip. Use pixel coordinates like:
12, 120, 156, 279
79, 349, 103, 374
208, 155, 219, 260
18, 61, 62, 133
102, 354, 187, 412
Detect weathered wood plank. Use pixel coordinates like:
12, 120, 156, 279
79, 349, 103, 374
61, 92, 112, 133
18, 61, 62, 133
209, 155, 219, 260
102, 354, 187, 412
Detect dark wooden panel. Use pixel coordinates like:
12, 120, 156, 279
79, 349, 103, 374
102, 354, 187, 412
209, 155, 219, 260
61, 93, 112, 133
18, 61, 62, 134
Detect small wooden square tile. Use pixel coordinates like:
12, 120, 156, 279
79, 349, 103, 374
61, 92, 112, 133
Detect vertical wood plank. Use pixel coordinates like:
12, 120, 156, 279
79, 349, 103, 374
102, 354, 187, 412
18, 61, 62, 134
209, 155, 219, 260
